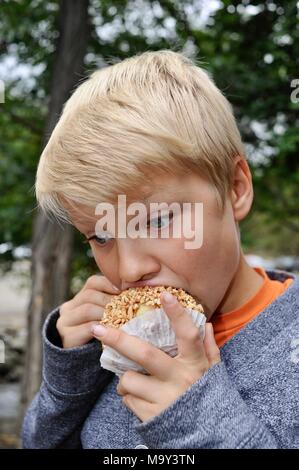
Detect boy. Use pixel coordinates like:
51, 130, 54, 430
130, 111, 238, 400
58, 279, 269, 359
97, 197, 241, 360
22, 50, 298, 449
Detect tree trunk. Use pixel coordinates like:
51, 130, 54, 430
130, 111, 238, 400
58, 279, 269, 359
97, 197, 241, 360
18, 0, 90, 433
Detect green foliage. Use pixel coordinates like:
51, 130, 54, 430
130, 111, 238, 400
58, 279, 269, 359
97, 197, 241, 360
0, 91, 43, 269
201, 0, 299, 254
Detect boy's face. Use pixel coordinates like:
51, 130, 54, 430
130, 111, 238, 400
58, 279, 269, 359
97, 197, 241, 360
66, 160, 252, 320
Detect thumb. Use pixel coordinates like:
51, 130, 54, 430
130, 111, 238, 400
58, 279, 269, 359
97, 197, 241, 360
203, 323, 221, 366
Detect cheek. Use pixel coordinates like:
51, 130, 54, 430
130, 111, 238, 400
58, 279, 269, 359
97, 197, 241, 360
179, 208, 240, 314
91, 245, 117, 279
155, 238, 189, 271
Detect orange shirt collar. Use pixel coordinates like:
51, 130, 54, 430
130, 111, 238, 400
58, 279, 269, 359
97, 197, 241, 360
211, 267, 293, 347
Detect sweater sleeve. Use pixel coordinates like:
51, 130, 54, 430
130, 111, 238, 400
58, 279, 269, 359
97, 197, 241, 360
21, 308, 114, 449
134, 361, 278, 449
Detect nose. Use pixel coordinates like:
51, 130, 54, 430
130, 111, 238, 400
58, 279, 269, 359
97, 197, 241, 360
117, 239, 160, 289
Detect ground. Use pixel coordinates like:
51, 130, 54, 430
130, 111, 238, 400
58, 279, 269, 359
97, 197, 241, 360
0, 260, 29, 449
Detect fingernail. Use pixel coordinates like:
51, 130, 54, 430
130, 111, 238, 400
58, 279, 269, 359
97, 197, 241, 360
112, 285, 120, 292
161, 292, 176, 304
92, 324, 107, 337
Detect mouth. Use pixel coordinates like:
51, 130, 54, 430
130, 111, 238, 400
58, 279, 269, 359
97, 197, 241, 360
124, 280, 183, 290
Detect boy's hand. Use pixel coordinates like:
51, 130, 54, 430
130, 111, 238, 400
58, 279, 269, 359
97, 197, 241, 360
57, 275, 119, 349
92, 292, 221, 422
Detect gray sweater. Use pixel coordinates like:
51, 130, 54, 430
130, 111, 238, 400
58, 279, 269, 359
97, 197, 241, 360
22, 270, 299, 449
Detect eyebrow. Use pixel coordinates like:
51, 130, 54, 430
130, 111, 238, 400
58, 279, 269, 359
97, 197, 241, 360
140, 187, 187, 204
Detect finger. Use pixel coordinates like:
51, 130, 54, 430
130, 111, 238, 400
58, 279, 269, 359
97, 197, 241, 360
92, 325, 175, 380
61, 321, 102, 349
122, 394, 155, 422
203, 323, 221, 366
117, 370, 160, 403
82, 275, 121, 294
63, 303, 104, 327
160, 291, 205, 360
72, 289, 114, 308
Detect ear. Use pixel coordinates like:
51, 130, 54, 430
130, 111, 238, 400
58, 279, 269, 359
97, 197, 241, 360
230, 156, 254, 222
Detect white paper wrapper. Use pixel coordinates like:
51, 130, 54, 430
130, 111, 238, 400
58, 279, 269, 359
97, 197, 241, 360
100, 307, 206, 377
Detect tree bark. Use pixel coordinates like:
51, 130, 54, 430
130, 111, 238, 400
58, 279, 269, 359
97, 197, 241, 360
18, 0, 91, 432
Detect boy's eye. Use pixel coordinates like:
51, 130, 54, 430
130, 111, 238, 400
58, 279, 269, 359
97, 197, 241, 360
147, 211, 173, 229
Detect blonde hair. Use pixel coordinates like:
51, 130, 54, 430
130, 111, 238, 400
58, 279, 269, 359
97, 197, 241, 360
35, 49, 245, 224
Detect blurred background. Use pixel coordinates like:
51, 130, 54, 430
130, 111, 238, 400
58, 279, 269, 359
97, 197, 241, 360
0, 0, 298, 449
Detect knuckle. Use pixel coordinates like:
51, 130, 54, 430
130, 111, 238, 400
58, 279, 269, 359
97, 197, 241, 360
177, 326, 200, 343
81, 303, 95, 317
56, 316, 63, 332
139, 345, 154, 363
79, 289, 95, 304
81, 289, 111, 306
182, 372, 196, 389
85, 275, 99, 287
183, 327, 201, 343
56, 318, 66, 336
123, 370, 134, 381
73, 289, 84, 304
168, 304, 187, 321
81, 288, 93, 299
120, 370, 132, 387
85, 275, 107, 291
109, 327, 123, 346
59, 301, 70, 316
